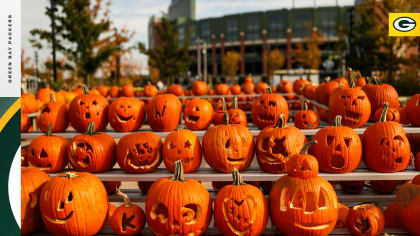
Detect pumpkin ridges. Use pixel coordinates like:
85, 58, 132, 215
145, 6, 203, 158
395, 175, 420, 235
111, 189, 146, 235
346, 204, 384, 236
108, 97, 145, 132
184, 98, 214, 130
147, 94, 182, 132
36, 92, 69, 133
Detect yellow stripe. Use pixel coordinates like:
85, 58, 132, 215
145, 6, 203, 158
0, 98, 21, 133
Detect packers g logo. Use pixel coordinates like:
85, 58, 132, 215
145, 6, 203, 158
393, 17, 416, 32
389, 13, 420, 36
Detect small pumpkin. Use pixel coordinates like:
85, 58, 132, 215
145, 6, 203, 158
96, 85, 109, 97
373, 105, 400, 122
110, 86, 120, 98
147, 94, 182, 132
336, 203, 349, 228
230, 84, 242, 95
108, 97, 145, 132
167, 84, 184, 96
228, 97, 247, 126
346, 204, 384, 236
370, 180, 398, 194
406, 94, 420, 126
242, 80, 255, 94
21, 112, 31, 133
303, 83, 318, 100
395, 174, 420, 235
121, 84, 135, 97
277, 79, 294, 100
294, 101, 319, 129
293, 77, 308, 95
68, 122, 116, 173
340, 181, 365, 194
192, 80, 208, 96
251, 87, 289, 129
183, 98, 214, 130
36, 93, 69, 132
143, 83, 158, 97
215, 83, 229, 95
255, 82, 269, 94
22, 93, 39, 114
103, 181, 122, 194
213, 97, 228, 125
383, 202, 401, 228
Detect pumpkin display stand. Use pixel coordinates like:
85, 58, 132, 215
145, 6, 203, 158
22, 93, 420, 236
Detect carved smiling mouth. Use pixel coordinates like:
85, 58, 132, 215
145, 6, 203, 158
44, 211, 74, 224
227, 157, 244, 162
395, 157, 403, 163
117, 114, 133, 122
344, 110, 361, 122
186, 115, 200, 123
126, 150, 161, 170
295, 221, 332, 230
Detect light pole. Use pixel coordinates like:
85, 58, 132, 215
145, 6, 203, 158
49, 0, 58, 83
196, 38, 201, 78
202, 42, 207, 82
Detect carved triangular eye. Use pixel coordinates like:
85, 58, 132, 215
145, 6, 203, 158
169, 142, 176, 149
344, 137, 351, 148
291, 191, 304, 209
225, 139, 230, 148
193, 106, 200, 111
318, 188, 329, 208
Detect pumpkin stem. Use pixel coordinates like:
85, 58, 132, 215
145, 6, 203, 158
372, 76, 382, 85
84, 121, 97, 136
411, 152, 415, 166
232, 168, 246, 185
220, 97, 227, 110
82, 84, 89, 94
379, 102, 389, 122
223, 112, 230, 125
63, 172, 78, 178
171, 160, 185, 182
45, 123, 53, 136
346, 68, 356, 88
274, 114, 286, 128
49, 93, 56, 103
303, 100, 308, 111
233, 97, 238, 109
300, 140, 317, 154
333, 115, 343, 126
116, 188, 132, 208
266, 87, 272, 94
325, 76, 330, 83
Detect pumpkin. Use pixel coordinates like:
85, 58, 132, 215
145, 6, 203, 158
147, 94, 181, 132
111, 189, 146, 236
163, 129, 202, 173
167, 84, 184, 96
340, 181, 365, 194
106, 203, 117, 226
103, 181, 122, 194
121, 83, 135, 97
215, 83, 229, 95
315, 78, 341, 105
269, 141, 338, 236
395, 174, 420, 235
68, 122, 116, 172
370, 180, 398, 194
242, 81, 255, 94
203, 113, 255, 173
40, 172, 108, 236
335, 76, 349, 87
355, 76, 367, 87
363, 102, 411, 172
312, 115, 362, 173
336, 203, 349, 228
96, 85, 109, 97
143, 83, 158, 97
27, 124, 68, 173
137, 181, 154, 194
22, 93, 39, 113
228, 97, 247, 126
255, 82, 269, 94
21, 112, 31, 133
303, 83, 318, 100
145, 160, 212, 235
117, 131, 162, 174
346, 204, 384, 236
72, 87, 84, 95
108, 97, 145, 132
68, 85, 109, 132
212, 181, 261, 192
21, 167, 50, 235
399, 107, 410, 125
64, 91, 77, 104
383, 202, 401, 228
256, 114, 306, 173
406, 94, 420, 126
294, 101, 319, 129
22, 149, 29, 167
230, 84, 242, 95
293, 77, 308, 95
184, 98, 214, 130
213, 97, 228, 125
251, 87, 289, 129
362, 77, 400, 120
373, 105, 400, 122
214, 168, 268, 236
36, 93, 69, 132
192, 80, 208, 96
37, 87, 57, 103
277, 79, 294, 100
110, 85, 120, 98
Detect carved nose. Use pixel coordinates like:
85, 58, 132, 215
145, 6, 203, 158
178, 150, 182, 155
352, 100, 357, 106
58, 201, 65, 211
335, 145, 341, 151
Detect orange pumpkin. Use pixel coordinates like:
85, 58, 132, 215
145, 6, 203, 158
22, 93, 39, 113
294, 101, 319, 129
36, 93, 69, 132
215, 83, 229, 95
277, 79, 294, 100
303, 83, 318, 100
242, 81, 255, 94
37, 87, 57, 103
251, 87, 289, 129
183, 98, 214, 130
167, 84, 184, 96
110, 85, 120, 98
213, 97, 228, 125
395, 174, 420, 235
108, 97, 145, 132
228, 97, 247, 126
96, 85, 109, 97
230, 84, 242, 95
373, 105, 400, 122
336, 203, 349, 228
121, 83, 135, 97
144, 83, 158, 97
406, 94, 420, 126
192, 80, 208, 96
147, 94, 181, 132
21, 112, 31, 133
255, 82, 270, 94
315, 79, 341, 106
292, 77, 308, 95
106, 203, 117, 226
346, 204, 384, 236
383, 202, 401, 228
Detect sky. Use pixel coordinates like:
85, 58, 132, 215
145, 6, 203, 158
22, 0, 354, 73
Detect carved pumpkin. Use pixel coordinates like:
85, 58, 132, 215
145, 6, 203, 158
213, 97, 228, 125
121, 84, 135, 97
192, 80, 208, 96
36, 93, 69, 132
68, 85, 109, 132
117, 131, 162, 174
138, 181, 154, 194
340, 181, 365, 194
68, 122, 116, 173
103, 181, 121, 194
251, 87, 289, 129
21, 112, 31, 133
22, 93, 39, 114
111, 189, 146, 236
110, 86, 120, 98
40, 172, 108, 236
184, 98, 214, 130
312, 115, 362, 173
228, 97, 247, 126
373, 105, 400, 122
406, 94, 420, 126
21, 167, 50, 235
27, 124, 68, 173
203, 113, 255, 173
214, 169, 268, 236
277, 79, 295, 100
163, 129, 202, 173
294, 101, 319, 129
293, 77, 308, 95
395, 174, 420, 235
269, 141, 338, 236
363, 102, 411, 172
37, 87, 57, 103
147, 94, 181, 132
346, 204, 384, 236
383, 202, 401, 228
336, 203, 349, 228
230, 84, 242, 95
145, 160, 212, 235
370, 180, 398, 194
256, 114, 306, 173
108, 97, 145, 132
215, 83, 229, 95
144, 83, 158, 97
255, 82, 269, 94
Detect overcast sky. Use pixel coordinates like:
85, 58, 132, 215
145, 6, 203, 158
22, 0, 354, 72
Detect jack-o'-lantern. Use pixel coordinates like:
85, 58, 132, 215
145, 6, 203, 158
277, 79, 295, 100
373, 105, 400, 122
395, 174, 420, 235
146, 160, 212, 236
163, 129, 202, 173
340, 181, 365, 194
228, 97, 247, 126
312, 115, 362, 173
256, 114, 306, 173
213, 97, 228, 125
117, 131, 162, 174
346, 204, 384, 236
203, 113, 255, 173
406, 94, 420, 126
108, 97, 145, 132
192, 80, 208, 96
68, 85, 109, 132
269, 141, 339, 236
40, 172, 108, 236
111, 189, 146, 236
363, 102, 411, 172
27, 124, 68, 173
36, 93, 69, 132
147, 94, 181, 132
68, 122, 116, 173
336, 203, 349, 228
21, 167, 50, 235
252, 87, 289, 129
214, 168, 268, 236
184, 98, 214, 130
383, 202, 401, 228
370, 180, 398, 194
294, 101, 319, 129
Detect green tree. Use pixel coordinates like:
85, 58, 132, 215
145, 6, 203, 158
222, 51, 241, 80
264, 49, 285, 80
138, 17, 191, 85
30, 0, 131, 86
294, 30, 324, 69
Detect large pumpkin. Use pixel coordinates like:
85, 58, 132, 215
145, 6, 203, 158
256, 114, 306, 173
22, 93, 39, 114
40, 172, 108, 236
202, 113, 255, 173
68, 122, 116, 172
294, 101, 319, 129
27, 124, 68, 173
145, 160, 212, 235
184, 98, 214, 130
346, 204, 384, 236
406, 94, 420, 126
363, 102, 411, 172
21, 167, 50, 235
214, 168, 268, 236
117, 131, 162, 174
251, 87, 289, 129
395, 174, 420, 235
111, 189, 146, 235
68, 85, 109, 132
108, 97, 145, 132
36, 93, 69, 132
312, 115, 362, 173
269, 141, 338, 236
228, 97, 247, 126
147, 94, 182, 132
192, 80, 208, 96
